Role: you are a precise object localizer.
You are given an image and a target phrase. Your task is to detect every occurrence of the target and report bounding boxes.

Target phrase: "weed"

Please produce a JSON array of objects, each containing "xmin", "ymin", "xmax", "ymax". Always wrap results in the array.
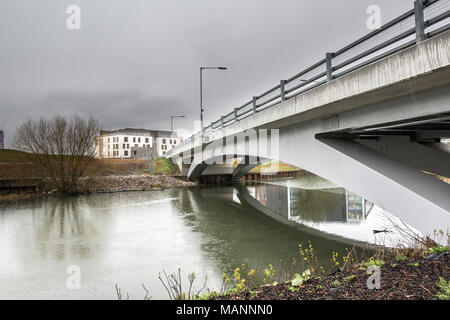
[
  {"xmin": 395, "ymin": 254, "xmax": 408, "ymax": 261},
  {"xmin": 332, "ymin": 280, "xmax": 342, "ymax": 287},
  {"xmin": 436, "ymin": 277, "xmax": 449, "ymax": 300},
  {"xmin": 291, "ymin": 269, "xmax": 311, "ymax": 287},
  {"xmin": 363, "ymin": 257, "xmax": 385, "ymax": 267},
  {"xmin": 428, "ymin": 246, "xmax": 449, "ymax": 254},
  {"xmin": 288, "ymin": 286, "xmax": 299, "ymax": 293},
  {"xmin": 343, "ymin": 275, "xmax": 356, "ymax": 282}
]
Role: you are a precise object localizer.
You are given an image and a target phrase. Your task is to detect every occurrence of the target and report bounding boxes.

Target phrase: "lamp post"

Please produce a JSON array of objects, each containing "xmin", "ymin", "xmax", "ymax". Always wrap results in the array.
[
  {"xmin": 200, "ymin": 66, "xmax": 227, "ymax": 139},
  {"xmin": 170, "ymin": 115, "xmax": 185, "ymax": 132}
]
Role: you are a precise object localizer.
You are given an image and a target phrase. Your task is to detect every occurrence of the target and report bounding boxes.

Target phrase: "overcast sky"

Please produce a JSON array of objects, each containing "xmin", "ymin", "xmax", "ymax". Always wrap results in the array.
[{"xmin": 0, "ymin": 0, "xmax": 413, "ymax": 146}]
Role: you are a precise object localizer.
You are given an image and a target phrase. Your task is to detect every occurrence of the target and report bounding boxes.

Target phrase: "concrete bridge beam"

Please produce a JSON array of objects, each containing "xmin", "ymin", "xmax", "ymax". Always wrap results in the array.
[{"xmin": 358, "ymin": 136, "xmax": 450, "ymax": 178}]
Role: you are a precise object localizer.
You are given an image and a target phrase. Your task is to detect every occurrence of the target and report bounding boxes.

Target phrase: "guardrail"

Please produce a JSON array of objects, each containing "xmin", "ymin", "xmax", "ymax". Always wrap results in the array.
[{"xmin": 168, "ymin": 0, "xmax": 450, "ymax": 157}]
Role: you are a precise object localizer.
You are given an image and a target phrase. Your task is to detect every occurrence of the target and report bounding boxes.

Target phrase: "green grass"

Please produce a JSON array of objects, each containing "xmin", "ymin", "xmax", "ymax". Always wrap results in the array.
[{"xmin": 0, "ymin": 149, "xmax": 28, "ymax": 162}]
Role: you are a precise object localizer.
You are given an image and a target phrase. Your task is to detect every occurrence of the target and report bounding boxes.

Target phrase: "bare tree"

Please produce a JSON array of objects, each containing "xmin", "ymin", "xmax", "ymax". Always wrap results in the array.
[{"xmin": 13, "ymin": 115, "xmax": 100, "ymax": 193}]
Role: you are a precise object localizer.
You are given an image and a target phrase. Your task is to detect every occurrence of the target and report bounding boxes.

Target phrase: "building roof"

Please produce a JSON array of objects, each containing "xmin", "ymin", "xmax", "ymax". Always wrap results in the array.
[{"xmin": 99, "ymin": 128, "xmax": 178, "ymax": 138}]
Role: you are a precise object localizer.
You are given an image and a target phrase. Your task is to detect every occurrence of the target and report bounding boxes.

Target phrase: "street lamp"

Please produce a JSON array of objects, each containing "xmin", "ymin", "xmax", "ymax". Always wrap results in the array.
[
  {"xmin": 200, "ymin": 66, "xmax": 227, "ymax": 138},
  {"xmin": 170, "ymin": 115, "xmax": 185, "ymax": 132}
]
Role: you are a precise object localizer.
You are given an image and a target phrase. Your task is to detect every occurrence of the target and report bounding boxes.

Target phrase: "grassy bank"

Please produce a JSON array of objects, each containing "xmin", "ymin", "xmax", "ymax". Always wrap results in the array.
[{"xmin": 0, "ymin": 149, "xmax": 29, "ymax": 162}]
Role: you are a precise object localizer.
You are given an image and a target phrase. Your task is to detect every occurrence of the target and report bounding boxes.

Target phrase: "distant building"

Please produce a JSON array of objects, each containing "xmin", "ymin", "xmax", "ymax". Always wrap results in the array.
[
  {"xmin": 94, "ymin": 128, "xmax": 182, "ymax": 159},
  {"xmin": 155, "ymin": 131, "xmax": 182, "ymax": 157},
  {"xmin": 0, "ymin": 130, "xmax": 4, "ymax": 149}
]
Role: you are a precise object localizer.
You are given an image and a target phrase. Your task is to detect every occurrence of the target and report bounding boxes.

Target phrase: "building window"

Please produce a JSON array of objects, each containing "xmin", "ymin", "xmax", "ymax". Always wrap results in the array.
[
  {"xmin": 124, "ymin": 150, "xmax": 128, "ymax": 156},
  {"xmin": 138, "ymin": 137, "xmax": 141, "ymax": 143},
  {"xmin": 123, "ymin": 144, "xmax": 126, "ymax": 149},
  {"xmin": 124, "ymin": 137, "xmax": 128, "ymax": 142},
  {"xmin": 174, "ymin": 140, "xmax": 176, "ymax": 145},
  {"xmin": 127, "ymin": 144, "xmax": 129, "ymax": 149},
  {"xmin": 133, "ymin": 137, "xmax": 136, "ymax": 143},
  {"xmin": 145, "ymin": 138, "xmax": 149, "ymax": 143}
]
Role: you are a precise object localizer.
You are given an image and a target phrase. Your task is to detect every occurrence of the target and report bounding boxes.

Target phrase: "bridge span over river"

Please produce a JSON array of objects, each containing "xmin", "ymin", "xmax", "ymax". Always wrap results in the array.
[{"xmin": 167, "ymin": 0, "xmax": 450, "ymax": 237}]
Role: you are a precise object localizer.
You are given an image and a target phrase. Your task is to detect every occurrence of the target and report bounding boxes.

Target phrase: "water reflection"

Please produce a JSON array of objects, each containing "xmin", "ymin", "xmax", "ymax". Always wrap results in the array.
[
  {"xmin": 249, "ymin": 183, "xmax": 372, "ymax": 223},
  {"xmin": 0, "ymin": 176, "xmax": 416, "ymax": 300},
  {"xmin": 30, "ymin": 196, "xmax": 112, "ymax": 260},
  {"xmin": 242, "ymin": 175, "xmax": 418, "ymax": 246}
]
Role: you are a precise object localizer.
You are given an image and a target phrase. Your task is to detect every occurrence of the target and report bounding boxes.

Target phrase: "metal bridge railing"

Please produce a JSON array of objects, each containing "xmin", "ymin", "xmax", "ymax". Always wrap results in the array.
[{"xmin": 168, "ymin": 0, "xmax": 450, "ymax": 157}]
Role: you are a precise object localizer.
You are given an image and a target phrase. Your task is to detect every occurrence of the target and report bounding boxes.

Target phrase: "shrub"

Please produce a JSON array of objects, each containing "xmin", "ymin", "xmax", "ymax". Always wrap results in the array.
[{"xmin": 153, "ymin": 157, "xmax": 177, "ymax": 175}]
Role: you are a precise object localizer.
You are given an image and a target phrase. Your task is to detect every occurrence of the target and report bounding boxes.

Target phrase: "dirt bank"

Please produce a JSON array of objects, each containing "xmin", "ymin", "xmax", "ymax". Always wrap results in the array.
[
  {"xmin": 215, "ymin": 251, "xmax": 449, "ymax": 300},
  {"xmin": 0, "ymin": 175, "xmax": 197, "ymax": 202}
]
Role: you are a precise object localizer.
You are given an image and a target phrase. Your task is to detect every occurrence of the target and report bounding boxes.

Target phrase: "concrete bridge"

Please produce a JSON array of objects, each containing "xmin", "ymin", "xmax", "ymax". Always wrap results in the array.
[{"xmin": 167, "ymin": 1, "xmax": 450, "ymax": 237}]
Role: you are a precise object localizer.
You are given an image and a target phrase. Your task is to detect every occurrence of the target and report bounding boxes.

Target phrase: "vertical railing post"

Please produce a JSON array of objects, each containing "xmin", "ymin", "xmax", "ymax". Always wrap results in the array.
[
  {"xmin": 221, "ymin": 116, "xmax": 224, "ymax": 128},
  {"xmin": 234, "ymin": 108, "xmax": 238, "ymax": 123},
  {"xmin": 252, "ymin": 97, "xmax": 258, "ymax": 114},
  {"xmin": 280, "ymin": 80, "xmax": 286, "ymax": 101},
  {"xmin": 414, "ymin": 0, "xmax": 425, "ymax": 43},
  {"xmin": 326, "ymin": 52, "xmax": 333, "ymax": 82}
]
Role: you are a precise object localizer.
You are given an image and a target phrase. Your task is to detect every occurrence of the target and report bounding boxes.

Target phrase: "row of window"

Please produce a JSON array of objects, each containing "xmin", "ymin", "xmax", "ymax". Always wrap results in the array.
[
  {"xmin": 161, "ymin": 138, "xmax": 177, "ymax": 145},
  {"xmin": 108, "ymin": 143, "xmax": 152, "ymax": 150},
  {"xmin": 107, "ymin": 136, "xmax": 150, "ymax": 144}
]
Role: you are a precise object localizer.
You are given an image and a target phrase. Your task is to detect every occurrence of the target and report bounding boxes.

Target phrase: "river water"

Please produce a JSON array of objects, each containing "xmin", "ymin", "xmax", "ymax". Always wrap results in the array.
[{"xmin": 0, "ymin": 174, "xmax": 410, "ymax": 299}]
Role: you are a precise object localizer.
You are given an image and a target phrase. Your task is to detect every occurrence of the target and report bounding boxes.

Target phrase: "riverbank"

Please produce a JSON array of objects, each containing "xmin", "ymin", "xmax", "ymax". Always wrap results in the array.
[
  {"xmin": 79, "ymin": 174, "xmax": 197, "ymax": 192},
  {"xmin": 0, "ymin": 174, "xmax": 198, "ymax": 202},
  {"xmin": 213, "ymin": 248, "xmax": 449, "ymax": 300}
]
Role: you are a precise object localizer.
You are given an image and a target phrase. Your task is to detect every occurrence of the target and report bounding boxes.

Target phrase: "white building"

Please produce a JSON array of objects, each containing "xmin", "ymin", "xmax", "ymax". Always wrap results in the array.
[
  {"xmin": 94, "ymin": 128, "xmax": 182, "ymax": 159},
  {"xmin": 155, "ymin": 133, "xmax": 182, "ymax": 157}
]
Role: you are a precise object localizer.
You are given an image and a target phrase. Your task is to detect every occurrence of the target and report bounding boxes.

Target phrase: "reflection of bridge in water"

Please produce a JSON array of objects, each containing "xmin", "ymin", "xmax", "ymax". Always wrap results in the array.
[
  {"xmin": 250, "ymin": 183, "xmax": 372, "ymax": 224},
  {"xmin": 235, "ymin": 181, "xmax": 414, "ymax": 247}
]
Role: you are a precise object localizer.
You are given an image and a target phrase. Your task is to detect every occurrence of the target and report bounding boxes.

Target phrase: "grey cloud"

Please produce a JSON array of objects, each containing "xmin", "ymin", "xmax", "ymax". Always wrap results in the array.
[{"xmin": 0, "ymin": 0, "xmax": 412, "ymax": 146}]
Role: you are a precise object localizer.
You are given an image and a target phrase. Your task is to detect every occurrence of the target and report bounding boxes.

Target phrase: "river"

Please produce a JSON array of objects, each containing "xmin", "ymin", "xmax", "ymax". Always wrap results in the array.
[{"xmin": 0, "ymin": 174, "xmax": 410, "ymax": 299}]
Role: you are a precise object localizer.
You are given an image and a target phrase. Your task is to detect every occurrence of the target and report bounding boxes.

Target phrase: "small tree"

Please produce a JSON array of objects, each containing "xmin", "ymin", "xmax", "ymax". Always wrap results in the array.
[{"xmin": 13, "ymin": 115, "xmax": 100, "ymax": 193}]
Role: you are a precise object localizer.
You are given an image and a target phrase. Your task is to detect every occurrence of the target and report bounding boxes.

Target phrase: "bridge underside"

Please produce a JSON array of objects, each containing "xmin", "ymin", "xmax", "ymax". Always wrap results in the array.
[{"xmin": 173, "ymin": 86, "xmax": 450, "ymax": 237}]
